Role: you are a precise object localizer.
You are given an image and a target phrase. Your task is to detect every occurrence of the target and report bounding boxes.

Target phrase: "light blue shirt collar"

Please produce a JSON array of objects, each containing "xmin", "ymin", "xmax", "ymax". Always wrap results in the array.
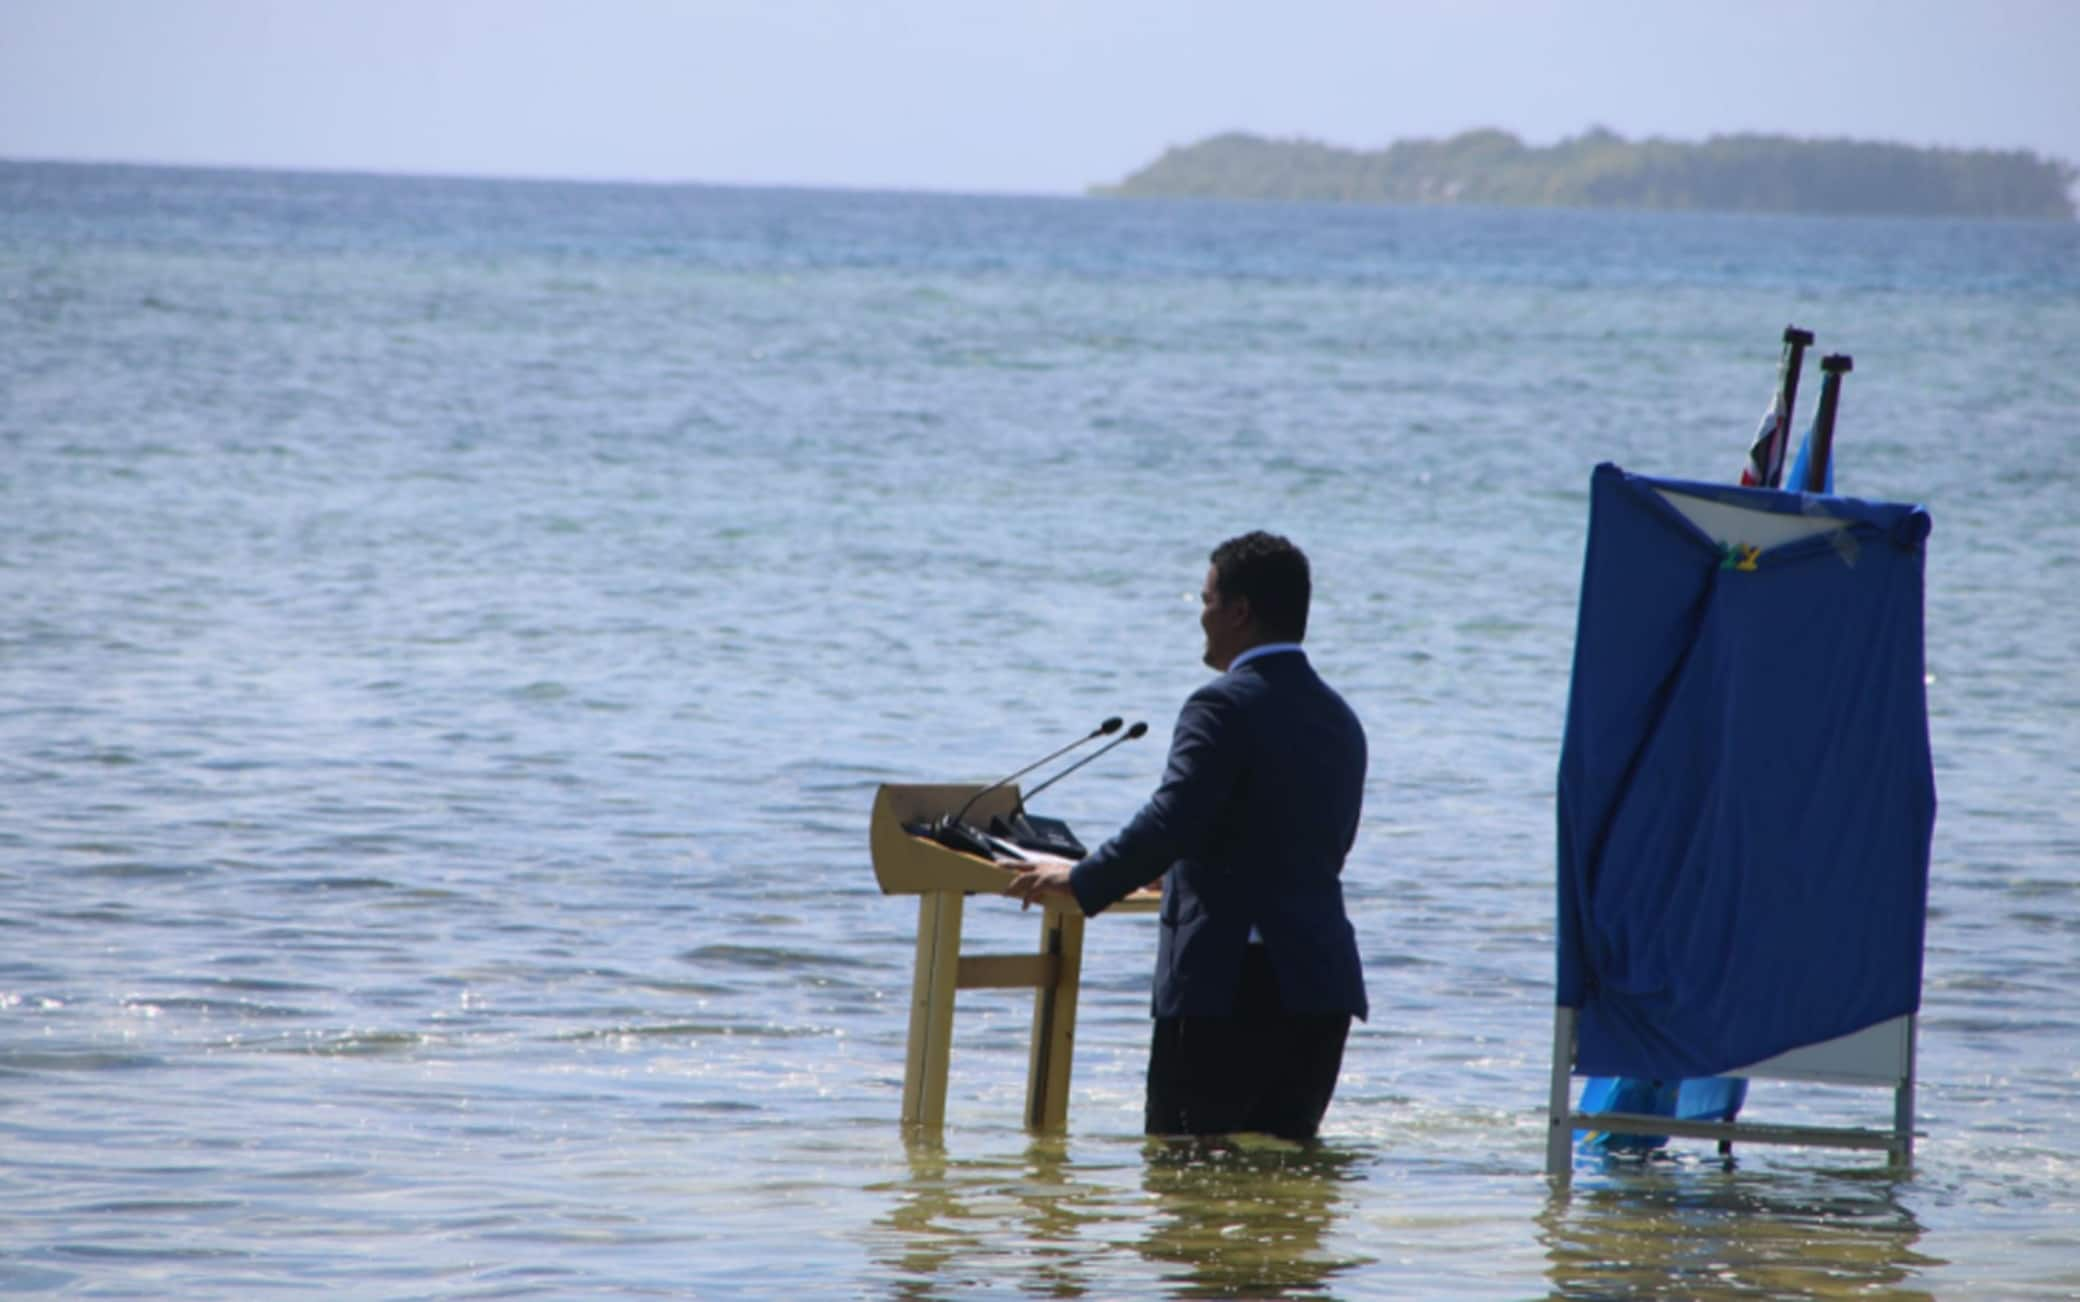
[{"xmin": 1228, "ymin": 642, "xmax": 1305, "ymax": 672}]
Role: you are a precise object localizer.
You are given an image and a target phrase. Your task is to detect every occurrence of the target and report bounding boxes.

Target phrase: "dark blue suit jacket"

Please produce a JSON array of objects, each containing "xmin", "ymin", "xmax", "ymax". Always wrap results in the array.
[{"xmin": 1069, "ymin": 649, "xmax": 1368, "ymax": 1020}]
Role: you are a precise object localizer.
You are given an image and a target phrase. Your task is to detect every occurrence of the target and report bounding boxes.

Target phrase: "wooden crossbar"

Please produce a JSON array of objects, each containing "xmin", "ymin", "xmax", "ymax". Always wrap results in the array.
[{"xmin": 956, "ymin": 953, "xmax": 1060, "ymax": 989}]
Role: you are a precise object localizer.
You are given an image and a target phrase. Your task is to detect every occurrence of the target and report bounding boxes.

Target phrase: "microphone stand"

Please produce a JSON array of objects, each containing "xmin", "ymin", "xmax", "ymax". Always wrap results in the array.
[
  {"xmin": 906, "ymin": 717, "xmax": 1123, "ymax": 860},
  {"xmin": 991, "ymin": 722, "xmax": 1150, "ymax": 858}
]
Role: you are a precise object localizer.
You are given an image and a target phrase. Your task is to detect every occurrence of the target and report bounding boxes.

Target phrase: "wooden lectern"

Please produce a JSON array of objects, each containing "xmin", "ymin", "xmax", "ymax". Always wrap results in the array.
[{"xmin": 870, "ymin": 782, "xmax": 1156, "ymax": 1131}]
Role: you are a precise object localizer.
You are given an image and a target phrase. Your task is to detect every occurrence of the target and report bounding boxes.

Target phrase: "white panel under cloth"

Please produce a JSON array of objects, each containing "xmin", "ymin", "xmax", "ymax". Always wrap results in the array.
[{"xmin": 1654, "ymin": 487, "xmax": 1852, "ymax": 551}]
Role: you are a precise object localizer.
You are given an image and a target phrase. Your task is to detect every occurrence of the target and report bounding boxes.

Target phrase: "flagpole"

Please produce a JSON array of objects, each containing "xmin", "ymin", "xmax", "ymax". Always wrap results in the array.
[
  {"xmin": 1804, "ymin": 354, "xmax": 1854, "ymax": 493},
  {"xmin": 1771, "ymin": 326, "xmax": 1816, "ymax": 488}
]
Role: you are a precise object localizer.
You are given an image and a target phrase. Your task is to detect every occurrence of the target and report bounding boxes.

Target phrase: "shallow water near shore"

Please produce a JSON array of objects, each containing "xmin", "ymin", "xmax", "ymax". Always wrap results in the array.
[{"xmin": 3, "ymin": 161, "xmax": 2077, "ymax": 1296}]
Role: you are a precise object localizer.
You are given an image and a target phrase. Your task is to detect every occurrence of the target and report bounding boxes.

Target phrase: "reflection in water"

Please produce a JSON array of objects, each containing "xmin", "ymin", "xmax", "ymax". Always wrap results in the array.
[
  {"xmin": 867, "ymin": 1134, "xmax": 1374, "ymax": 1299},
  {"xmin": 1137, "ymin": 1137, "xmax": 1375, "ymax": 1300},
  {"xmin": 1539, "ymin": 1164, "xmax": 1945, "ymax": 1300},
  {"xmin": 871, "ymin": 1135, "xmax": 1121, "ymax": 1299}
]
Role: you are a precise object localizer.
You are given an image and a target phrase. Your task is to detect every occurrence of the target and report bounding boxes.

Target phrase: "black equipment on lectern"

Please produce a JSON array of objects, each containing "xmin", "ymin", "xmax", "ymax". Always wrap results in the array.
[
  {"xmin": 990, "ymin": 721, "xmax": 1150, "ymax": 858},
  {"xmin": 904, "ymin": 717, "xmax": 1122, "ymax": 861}
]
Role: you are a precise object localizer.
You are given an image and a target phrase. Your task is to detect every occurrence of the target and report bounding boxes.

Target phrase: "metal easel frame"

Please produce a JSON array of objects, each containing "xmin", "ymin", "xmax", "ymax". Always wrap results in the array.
[{"xmin": 1545, "ymin": 1006, "xmax": 1917, "ymax": 1187}]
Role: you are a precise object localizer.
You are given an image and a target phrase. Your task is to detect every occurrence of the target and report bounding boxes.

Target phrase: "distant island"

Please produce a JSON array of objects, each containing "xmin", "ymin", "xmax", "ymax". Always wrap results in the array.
[{"xmin": 1094, "ymin": 128, "xmax": 2077, "ymax": 221}]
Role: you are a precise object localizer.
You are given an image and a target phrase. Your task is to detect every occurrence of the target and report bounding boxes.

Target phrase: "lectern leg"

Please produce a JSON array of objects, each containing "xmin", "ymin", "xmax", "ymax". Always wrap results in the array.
[
  {"xmin": 1024, "ymin": 906, "xmax": 1087, "ymax": 1132},
  {"xmin": 902, "ymin": 890, "xmax": 964, "ymax": 1129}
]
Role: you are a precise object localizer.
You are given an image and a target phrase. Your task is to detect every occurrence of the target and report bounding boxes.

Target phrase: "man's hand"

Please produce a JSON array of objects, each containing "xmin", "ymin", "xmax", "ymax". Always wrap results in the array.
[{"xmin": 1002, "ymin": 855, "xmax": 1079, "ymax": 911}]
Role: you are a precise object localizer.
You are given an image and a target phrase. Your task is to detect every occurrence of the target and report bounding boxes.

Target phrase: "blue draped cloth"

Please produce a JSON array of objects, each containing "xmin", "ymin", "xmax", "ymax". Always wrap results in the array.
[{"xmin": 1557, "ymin": 464, "xmax": 1935, "ymax": 1080}]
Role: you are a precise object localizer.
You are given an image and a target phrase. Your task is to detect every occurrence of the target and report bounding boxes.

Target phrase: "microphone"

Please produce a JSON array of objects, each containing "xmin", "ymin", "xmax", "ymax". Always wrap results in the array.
[
  {"xmin": 992, "ymin": 721, "xmax": 1150, "ymax": 858},
  {"xmin": 948, "ymin": 716, "xmax": 1120, "ymax": 827},
  {"xmin": 1014, "ymin": 721, "xmax": 1148, "ymax": 812},
  {"xmin": 904, "ymin": 717, "xmax": 1123, "ymax": 860}
]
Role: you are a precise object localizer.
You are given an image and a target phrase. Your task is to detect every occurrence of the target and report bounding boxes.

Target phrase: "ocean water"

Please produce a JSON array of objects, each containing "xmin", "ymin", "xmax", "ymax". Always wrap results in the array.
[{"xmin": 2, "ymin": 161, "xmax": 2077, "ymax": 1298}]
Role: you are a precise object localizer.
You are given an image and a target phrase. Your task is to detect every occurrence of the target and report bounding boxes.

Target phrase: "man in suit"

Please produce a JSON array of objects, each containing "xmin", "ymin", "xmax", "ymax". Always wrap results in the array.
[{"xmin": 1005, "ymin": 531, "xmax": 1368, "ymax": 1140}]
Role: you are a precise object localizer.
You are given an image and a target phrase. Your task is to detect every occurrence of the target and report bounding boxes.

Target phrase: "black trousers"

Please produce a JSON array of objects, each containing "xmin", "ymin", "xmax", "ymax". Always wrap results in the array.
[{"xmin": 1144, "ymin": 945, "xmax": 1352, "ymax": 1140}]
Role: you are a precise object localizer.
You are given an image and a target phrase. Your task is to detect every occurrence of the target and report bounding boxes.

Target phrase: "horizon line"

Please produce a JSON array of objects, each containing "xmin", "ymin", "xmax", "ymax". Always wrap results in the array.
[{"xmin": 0, "ymin": 151, "xmax": 1090, "ymax": 201}]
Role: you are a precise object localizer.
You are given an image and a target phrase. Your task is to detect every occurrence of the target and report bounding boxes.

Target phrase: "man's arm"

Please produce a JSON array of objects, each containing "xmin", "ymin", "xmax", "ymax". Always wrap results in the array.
[{"xmin": 1061, "ymin": 685, "xmax": 1245, "ymax": 916}]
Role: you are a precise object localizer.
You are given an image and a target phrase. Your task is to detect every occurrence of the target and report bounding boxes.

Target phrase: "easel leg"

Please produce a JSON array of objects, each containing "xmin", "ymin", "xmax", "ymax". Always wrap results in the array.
[
  {"xmin": 1024, "ymin": 906, "xmax": 1086, "ymax": 1132},
  {"xmin": 902, "ymin": 890, "xmax": 964, "ymax": 1129},
  {"xmin": 1892, "ymin": 1014, "xmax": 1918, "ymax": 1168},
  {"xmin": 1546, "ymin": 1006, "xmax": 1577, "ymax": 1186}
]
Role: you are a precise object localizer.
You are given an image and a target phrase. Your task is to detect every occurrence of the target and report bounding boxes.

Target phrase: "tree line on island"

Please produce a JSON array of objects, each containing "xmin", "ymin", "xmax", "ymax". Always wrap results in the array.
[{"xmin": 1094, "ymin": 128, "xmax": 2077, "ymax": 220}]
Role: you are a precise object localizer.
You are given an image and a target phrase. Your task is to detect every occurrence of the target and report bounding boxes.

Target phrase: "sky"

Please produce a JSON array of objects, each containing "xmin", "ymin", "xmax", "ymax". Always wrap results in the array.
[{"xmin": 3, "ymin": 0, "xmax": 2077, "ymax": 195}]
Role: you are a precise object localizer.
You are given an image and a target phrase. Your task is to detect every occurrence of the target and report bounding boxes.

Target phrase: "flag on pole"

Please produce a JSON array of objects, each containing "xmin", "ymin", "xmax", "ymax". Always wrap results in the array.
[
  {"xmin": 1739, "ymin": 326, "xmax": 1812, "ymax": 489},
  {"xmin": 1785, "ymin": 416, "xmax": 1835, "ymax": 495},
  {"xmin": 1739, "ymin": 390, "xmax": 1791, "ymax": 488}
]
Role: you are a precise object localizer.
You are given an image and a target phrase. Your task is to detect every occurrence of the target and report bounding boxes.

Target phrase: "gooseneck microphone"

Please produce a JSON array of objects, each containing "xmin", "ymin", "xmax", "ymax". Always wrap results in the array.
[
  {"xmin": 987, "ymin": 720, "xmax": 1150, "ymax": 859},
  {"xmin": 1012, "ymin": 721, "xmax": 1149, "ymax": 813},
  {"xmin": 946, "ymin": 716, "xmax": 1122, "ymax": 828},
  {"xmin": 904, "ymin": 717, "xmax": 1124, "ymax": 860}
]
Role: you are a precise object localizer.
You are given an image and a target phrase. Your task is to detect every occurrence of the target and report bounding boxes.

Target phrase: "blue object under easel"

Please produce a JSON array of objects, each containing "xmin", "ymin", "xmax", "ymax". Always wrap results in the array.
[{"xmin": 1575, "ymin": 1075, "xmax": 1748, "ymax": 1157}]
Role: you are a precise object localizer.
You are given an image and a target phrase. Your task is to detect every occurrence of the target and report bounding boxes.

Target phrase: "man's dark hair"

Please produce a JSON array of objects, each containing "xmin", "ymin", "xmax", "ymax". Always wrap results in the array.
[{"xmin": 1209, "ymin": 531, "xmax": 1311, "ymax": 641}]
